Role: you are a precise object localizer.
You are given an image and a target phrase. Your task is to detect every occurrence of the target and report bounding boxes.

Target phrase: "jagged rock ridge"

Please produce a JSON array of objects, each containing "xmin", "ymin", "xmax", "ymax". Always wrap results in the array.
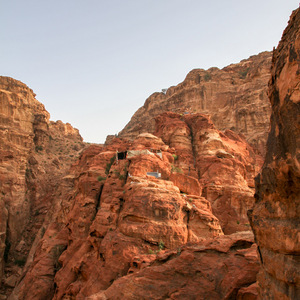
[{"xmin": 118, "ymin": 51, "xmax": 272, "ymax": 155}]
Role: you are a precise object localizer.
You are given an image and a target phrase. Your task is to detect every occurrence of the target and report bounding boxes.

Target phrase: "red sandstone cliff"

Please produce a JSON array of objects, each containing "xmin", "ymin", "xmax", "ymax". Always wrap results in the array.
[
  {"xmin": 0, "ymin": 32, "xmax": 288, "ymax": 300},
  {"xmin": 249, "ymin": 8, "xmax": 300, "ymax": 299},
  {"xmin": 154, "ymin": 112, "xmax": 263, "ymax": 234},
  {"xmin": 6, "ymin": 110, "xmax": 262, "ymax": 299},
  {"xmin": 118, "ymin": 51, "xmax": 272, "ymax": 155},
  {"xmin": 0, "ymin": 77, "xmax": 85, "ymax": 296}
]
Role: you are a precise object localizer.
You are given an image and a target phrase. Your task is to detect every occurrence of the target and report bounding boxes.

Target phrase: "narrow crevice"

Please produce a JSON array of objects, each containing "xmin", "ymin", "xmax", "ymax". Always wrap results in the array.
[
  {"xmin": 99, "ymin": 252, "xmax": 105, "ymax": 261},
  {"xmin": 257, "ymin": 245, "xmax": 264, "ymax": 264},
  {"xmin": 142, "ymin": 238, "xmax": 158, "ymax": 246},
  {"xmin": 96, "ymin": 184, "xmax": 104, "ymax": 209},
  {"xmin": 186, "ymin": 122, "xmax": 198, "ymax": 175},
  {"xmin": 3, "ymin": 236, "xmax": 11, "ymax": 263},
  {"xmin": 91, "ymin": 184, "xmax": 104, "ymax": 221},
  {"xmin": 186, "ymin": 210, "xmax": 190, "ymax": 228},
  {"xmin": 123, "ymin": 160, "xmax": 130, "ymax": 183},
  {"xmin": 185, "ymin": 209, "xmax": 191, "ymax": 241},
  {"xmin": 119, "ymin": 198, "xmax": 124, "ymax": 212}
]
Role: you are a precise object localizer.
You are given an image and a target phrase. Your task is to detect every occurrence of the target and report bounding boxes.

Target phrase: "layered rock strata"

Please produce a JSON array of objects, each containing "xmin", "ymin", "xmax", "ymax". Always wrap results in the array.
[
  {"xmin": 10, "ymin": 110, "xmax": 263, "ymax": 299},
  {"xmin": 119, "ymin": 51, "xmax": 272, "ymax": 155},
  {"xmin": 0, "ymin": 77, "xmax": 85, "ymax": 295},
  {"xmin": 88, "ymin": 231, "xmax": 259, "ymax": 300},
  {"xmin": 10, "ymin": 135, "xmax": 224, "ymax": 299},
  {"xmin": 249, "ymin": 8, "xmax": 300, "ymax": 299},
  {"xmin": 155, "ymin": 112, "xmax": 263, "ymax": 234}
]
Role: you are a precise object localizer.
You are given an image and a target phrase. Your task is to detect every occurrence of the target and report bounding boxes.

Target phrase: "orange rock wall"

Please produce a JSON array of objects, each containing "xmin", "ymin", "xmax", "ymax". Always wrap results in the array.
[
  {"xmin": 0, "ymin": 49, "xmax": 274, "ymax": 298},
  {"xmin": 119, "ymin": 52, "xmax": 272, "ymax": 155},
  {"xmin": 0, "ymin": 77, "xmax": 85, "ymax": 294},
  {"xmin": 250, "ymin": 8, "xmax": 300, "ymax": 299},
  {"xmin": 155, "ymin": 112, "xmax": 263, "ymax": 234}
]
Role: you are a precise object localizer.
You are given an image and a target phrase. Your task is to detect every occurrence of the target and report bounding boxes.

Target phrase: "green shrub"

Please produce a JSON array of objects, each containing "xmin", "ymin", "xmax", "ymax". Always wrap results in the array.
[
  {"xmin": 105, "ymin": 155, "xmax": 116, "ymax": 175},
  {"xmin": 172, "ymin": 154, "xmax": 178, "ymax": 161},
  {"xmin": 41, "ymin": 226, "xmax": 46, "ymax": 237},
  {"xmin": 204, "ymin": 73, "xmax": 211, "ymax": 81},
  {"xmin": 171, "ymin": 164, "xmax": 182, "ymax": 174},
  {"xmin": 119, "ymin": 174, "xmax": 126, "ymax": 180},
  {"xmin": 239, "ymin": 68, "xmax": 249, "ymax": 79},
  {"xmin": 97, "ymin": 176, "xmax": 106, "ymax": 182},
  {"xmin": 158, "ymin": 240, "xmax": 165, "ymax": 250},
  {"xmin": 113, "ymin": 170, "xmax": 120, "ymax": 176}
]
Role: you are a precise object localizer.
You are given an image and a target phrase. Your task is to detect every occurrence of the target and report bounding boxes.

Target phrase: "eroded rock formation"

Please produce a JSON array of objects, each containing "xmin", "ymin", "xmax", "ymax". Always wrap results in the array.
[
  {"xmin": 1, "ymin": 40, "xmax": 287, "ymax": 298},
  {"xmin": 249, "ymin": 8, "xmax": 300, "ymax": 299},
  {"xmin": 118, "ymin": 52, "xmax": 272, "ymax": 155},
  {"xmin": 155, "ymin": 112, "xmax": 263, "ymax": 234},
  {"xmin": 88, "ymin": 232, "xmax": 259, "ymax": 300},
  {"xmin": 7, "ymin": 107, "xmax": 263, "ymax": 299},
  {"xmin": 0, "ymin": 77, "xmax": 85, "ymax": 295},
  {"xmin": 10, "ymin": 134, "xmax": 224, "ymax": 299}
]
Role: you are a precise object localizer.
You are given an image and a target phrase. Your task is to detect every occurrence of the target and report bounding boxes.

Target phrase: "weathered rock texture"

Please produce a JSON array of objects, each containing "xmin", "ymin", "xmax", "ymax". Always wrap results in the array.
[
  {"xmin": 10, "ymin": 135, "xmax": 226, "ymax": 299},
  {"xmin": 155, "ymin": 112, "xmax": 263, "ymax": 234},
  {"xmin": 0, "ymin": 50, "xmax": 274, "ymax": 299},
  {"xmin": 0, "ymin": 77, "xmax": 85, "ymax": 295},
  {"xmin": 118, "ymin": 51, "xmax": 272, "ymax": 155},
  {"xmin": 249, "ymin": 8, "xmax": 300, "ymax": 300},
  {"xmin": 8, "ymin": 109, "xmax": 263, "ymax": 299},
  {"xmin": 88, "ymin": 231, "xmax": 259, "ymax": 300}
]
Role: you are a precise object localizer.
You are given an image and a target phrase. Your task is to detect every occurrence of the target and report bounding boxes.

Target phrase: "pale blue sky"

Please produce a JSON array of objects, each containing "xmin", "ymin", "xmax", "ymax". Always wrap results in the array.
[{"xmin": 1, "ymin": 0, "xmax": 298, "ymax": 143}]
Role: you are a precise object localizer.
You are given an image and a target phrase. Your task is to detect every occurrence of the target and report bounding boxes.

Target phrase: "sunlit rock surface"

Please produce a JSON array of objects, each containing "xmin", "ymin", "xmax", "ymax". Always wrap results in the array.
[{"xmin": 119, "ymin": 52, "xmax": 272, "ymax": 156}]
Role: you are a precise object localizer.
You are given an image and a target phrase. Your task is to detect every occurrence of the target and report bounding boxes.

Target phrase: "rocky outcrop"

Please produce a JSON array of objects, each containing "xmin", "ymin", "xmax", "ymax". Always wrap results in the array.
[
  {"xmin": 0, "ymin": 77, "xmax": 85, "ymax": 295},
  {"xmin": 8, "ymin": 107, "xmax": 264, "ymax": 299},
  {"xmin": 249, "ymin": 8, "xmax": 300, "ymax": 300},
  {"xmin": 118, "ymin": 52, "xmax": 272, "ymax": 155},
  {"xmin": 88, "ymin": 231, "xmax": 259, "ymax": 300},
  {"xmin": 155, "ymin": 112, "xmax": 263, "ymax": 234},
  {"xmin": 9, "ymin": 135, "xmax": 225, "ymax": 299}
]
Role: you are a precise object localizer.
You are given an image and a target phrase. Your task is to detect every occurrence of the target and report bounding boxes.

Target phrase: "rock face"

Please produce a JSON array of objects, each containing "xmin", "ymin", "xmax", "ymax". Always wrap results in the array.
[
  {"xmin": 88, "ymin": 232, "xmax": 259, "ymax": 300},
  {"xmin": 10, "ymin": 135, "xmax": 225, "ymax": 299},
  {"xmin": 118, "ymin": 51, "xmax": 272, "ymax": 155},
  {"xmin": 0, "ymin": 77, "xmax": 85, "ymax": 295},
  {"xmin": 8, "ymin": 107, "xmax": 263, "ymax": 299},
  {"xmin": 155, "ymin": 112, "xmax": 263, "ymax": 234},
  {"xmin": 249, "ymin": 8, "xmax": 300, "ymax": 300}
]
